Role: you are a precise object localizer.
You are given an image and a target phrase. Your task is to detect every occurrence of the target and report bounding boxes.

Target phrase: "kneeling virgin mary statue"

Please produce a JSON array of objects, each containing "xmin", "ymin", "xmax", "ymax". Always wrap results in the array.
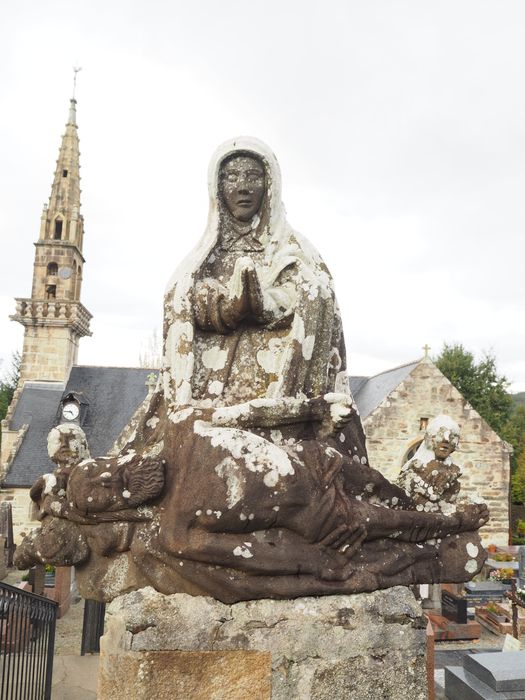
[{"xmin": 16, "ymin": 138, "xmax": 488, "ymax": 603}]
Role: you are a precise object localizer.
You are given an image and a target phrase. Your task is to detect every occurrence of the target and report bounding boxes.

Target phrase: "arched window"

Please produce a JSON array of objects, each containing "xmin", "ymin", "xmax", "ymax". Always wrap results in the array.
[
  {"xmin": 47, "ymin": 262, "xmax": 58, "ymax": 276},
  {"xmin": 54, "ymin": 219, "xmax": 63, "ymax": 240},
  {"xmin": 402, "ymin": 440, "xmax": 422, "ymax": 465}
]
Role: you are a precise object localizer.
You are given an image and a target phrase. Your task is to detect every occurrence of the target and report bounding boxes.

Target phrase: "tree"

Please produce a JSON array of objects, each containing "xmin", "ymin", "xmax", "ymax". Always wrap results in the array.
[
  {"xmin": 511, "ymin": 433, "xmax": 525, "ymax": 504},
  {"xmin": 434, "ymin": 343, "xmax": 513, "ymax": 436},
  {"xmin": 0, "ymin": 351, "xmax": 21, "ymax": 450},
  {"xmin": 0, "ymin": 351, "xmax": 21, "ymax": 421}
]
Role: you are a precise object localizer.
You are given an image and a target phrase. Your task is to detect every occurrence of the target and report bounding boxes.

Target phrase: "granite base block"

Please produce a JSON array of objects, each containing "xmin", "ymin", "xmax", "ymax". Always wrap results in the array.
[{"xmin": 98, "ymin": 585, "xmax": 428, "ymax": 700}]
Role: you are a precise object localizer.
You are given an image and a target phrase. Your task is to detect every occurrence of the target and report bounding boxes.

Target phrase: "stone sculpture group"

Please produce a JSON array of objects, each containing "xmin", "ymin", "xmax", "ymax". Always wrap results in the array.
[{"xmin": 15, "ymin": 138, "xmax": 489, "ymax": 603}]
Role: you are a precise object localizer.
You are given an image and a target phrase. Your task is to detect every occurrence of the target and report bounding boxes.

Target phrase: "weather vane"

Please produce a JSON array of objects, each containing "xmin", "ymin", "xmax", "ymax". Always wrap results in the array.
[{"xmin": 72, "ymin": 66, "xmax": 82, "ymax": 99}]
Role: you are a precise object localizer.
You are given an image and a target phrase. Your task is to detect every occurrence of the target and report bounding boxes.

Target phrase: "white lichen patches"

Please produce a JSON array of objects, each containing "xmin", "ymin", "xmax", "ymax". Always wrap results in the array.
[
  {"xmin": 208, "ymin": 380, "xmax": 224, "ymax": 395},
  {"xmin": 466, "ymin": 542, "xmax": 479, "ymax": 558},
  {"xmin": 239, "ymin": 513, "xmax": 247, "ymax": 521},
  {"xmin": 100, "ymin": 555, "xmax": 130, "ymax": 599},
  {"xmin": 302, "ymin": 335, "xmax": 315, "ymax": 360},
  {"xmin": 122, "ymin": 490, "xmax": 131, "ymax": 499},
  {"xmin": 146, "ymin": 416, "xmax": 160, "ymax": 429},
  {"xmin": 465, "ymin": 559, "xmax": 478, "ymax": 574},
  {"xmin": 195, "ymin": 510, "xmax": 202, "ymax": 516},
  {"xmin": 195, "ymin": 420, "xmax": 294, "ymax": 488},
  {"xmin": 117, "ymin": 450, "xmax": 136, "ymax": 466},
  {"xmin": 42, "ymin": 473, "xmax": 57, "ymax": 495},
  {"xmin": 169, "ymin": 407, "xmax": 194, "ymax": 424},
  {"xmin": 233, "ymin": 544, "xmax": 253, "ymax": 558},
  {"xmin": 215, "ymin": 457, "xmax": 245, "ymax": 508},
  {"xmin": 201, "ymin": 346, "xmax": 228, "ymax": 371},
  {"xmin": 270, "ymin": 430, "xmax": 283, "ymax": 444},
  {"xmin": 272, "ymin": 505, "xmax": 280, "ymax": 512},
  {"xmin": 256, "ymin": 337, "xmax": 285, "ymax": 373}
]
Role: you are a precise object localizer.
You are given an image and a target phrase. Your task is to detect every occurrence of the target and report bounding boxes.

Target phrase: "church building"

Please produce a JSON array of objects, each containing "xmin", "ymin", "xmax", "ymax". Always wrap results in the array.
[{"xmin": 0, "ymin": 99, "xmax": 511, "ymax": 547}]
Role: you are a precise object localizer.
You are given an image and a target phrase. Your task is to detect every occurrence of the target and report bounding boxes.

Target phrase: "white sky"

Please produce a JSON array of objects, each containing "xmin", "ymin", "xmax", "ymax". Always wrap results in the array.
[{"xmin": 1, "ymin": 1, "xmax": 524, "ymax": 391}]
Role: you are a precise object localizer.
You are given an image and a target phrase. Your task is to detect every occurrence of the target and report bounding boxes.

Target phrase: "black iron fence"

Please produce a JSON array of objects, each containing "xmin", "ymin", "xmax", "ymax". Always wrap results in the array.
[
  {"xmin": 80, "ymin": 599, "xmax": 105, "ymax": 655},
  {"xmin": 0, "ymin": 582, "xmax": 58, "ymax": 700}
]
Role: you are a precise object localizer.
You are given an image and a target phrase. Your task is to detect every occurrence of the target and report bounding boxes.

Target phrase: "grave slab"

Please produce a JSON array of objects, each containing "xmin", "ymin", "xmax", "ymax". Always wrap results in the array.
[
  {"xmin": 464, "ymin": 652, "xmax": 525, "ymax": 692},
  {"xmin": 444, "ymin": 666, "xmax": 525, "ymax": 700}
]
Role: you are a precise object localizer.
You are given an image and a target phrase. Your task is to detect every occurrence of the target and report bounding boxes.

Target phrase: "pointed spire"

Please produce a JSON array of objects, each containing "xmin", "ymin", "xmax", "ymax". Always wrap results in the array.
[
  {"xmin": 67, "ymin": 97, "xmax": 77, "ymax": 126},
  {"xmin": 46, "ymin": 96, "xmax": 82, "ymax": 234}
]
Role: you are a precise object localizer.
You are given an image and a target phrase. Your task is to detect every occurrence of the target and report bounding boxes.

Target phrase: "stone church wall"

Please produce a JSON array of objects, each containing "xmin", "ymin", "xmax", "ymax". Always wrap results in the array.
[
  {"xmin": 0, "ymin": 488, "xmax": 37, "ymax": 543},
  {"xmin": 363, "ymin": 359, "xmax": 511, "ymax": 546}
]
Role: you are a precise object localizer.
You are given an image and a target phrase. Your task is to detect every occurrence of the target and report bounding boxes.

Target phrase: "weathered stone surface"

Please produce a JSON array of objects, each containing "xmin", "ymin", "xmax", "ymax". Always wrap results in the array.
[
  {"xmin": 16, "ymin": 137, "xmax": 489, "ymax": 604},
  {"xmin": 100, "ymin": 586, "xmax": 428, "ymax": 699},
  {"xmin": 98, "ymin": 650, "xmax": 271, "ymax": 700}
]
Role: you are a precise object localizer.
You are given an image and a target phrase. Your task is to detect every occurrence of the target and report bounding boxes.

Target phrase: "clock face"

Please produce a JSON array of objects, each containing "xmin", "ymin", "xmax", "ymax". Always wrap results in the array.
[
  {"xmin": 59, "ymin": 266, "xmax": 72, "ymax": 280},
  {"xmin": 62, "ymin": 402, "xmax": 80, "ymax": 420}
]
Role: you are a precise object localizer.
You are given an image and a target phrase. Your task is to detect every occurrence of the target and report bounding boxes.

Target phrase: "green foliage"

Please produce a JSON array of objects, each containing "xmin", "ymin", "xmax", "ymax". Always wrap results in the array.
[
  {"xmin": 434, "ymin": 343, "xmax": 513, "ymax": 436},
  {"xmin": 512, "ymin": 392, "xmax": 525, "ymax": 408},
  {"xmin": 0, "ymin": 351, "xmax": 21, "ymax": 441},
  {"xmin": 511, "ymin": 444, "xmax": 525, "ymax": 504}
]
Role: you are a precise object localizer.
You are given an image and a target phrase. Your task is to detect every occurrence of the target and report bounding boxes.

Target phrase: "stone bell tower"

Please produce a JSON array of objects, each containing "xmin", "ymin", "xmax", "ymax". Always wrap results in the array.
[{"xmin": 11, "ymin": 97, "xmax": 92, "ymax": 385}]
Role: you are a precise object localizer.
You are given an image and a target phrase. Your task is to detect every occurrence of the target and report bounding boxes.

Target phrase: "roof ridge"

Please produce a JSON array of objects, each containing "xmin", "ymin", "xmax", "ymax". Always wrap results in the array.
[
  {"xmin": 72, "ymin": 365, "xmax": 159, "ymax": 370},
  {"xmin": 366, "ymin": 357, "xmax": 423, "ymax": 381}
]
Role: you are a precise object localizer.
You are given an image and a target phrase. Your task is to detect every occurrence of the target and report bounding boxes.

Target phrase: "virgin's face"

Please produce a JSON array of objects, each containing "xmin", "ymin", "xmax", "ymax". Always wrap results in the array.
[{"xmin": 219, "ymin": 154, "xmax": 265, "ymax": 222}]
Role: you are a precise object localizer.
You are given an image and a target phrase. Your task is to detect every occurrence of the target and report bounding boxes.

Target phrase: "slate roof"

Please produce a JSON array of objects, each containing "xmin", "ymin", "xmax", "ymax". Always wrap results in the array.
[
  {"xmin": 4, "ymin": 366, "xmax": 156, "ymax": 487},
  {"xmin": 4, "ymin": 360, "xmax": 421, "ymax": 487},
  {"xmin": 350, "ymin": 360, "xmax": 420, "ymax": 419},
  {"xmin": 7, "ymin": 382, "xmax": 66, "ymax": 486}
]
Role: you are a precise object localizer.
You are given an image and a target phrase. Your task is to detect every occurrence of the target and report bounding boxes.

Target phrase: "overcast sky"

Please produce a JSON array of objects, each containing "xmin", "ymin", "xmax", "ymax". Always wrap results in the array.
[{"xmin": 1, "ymin": 1, "xmax": 524, "ymax": 391}]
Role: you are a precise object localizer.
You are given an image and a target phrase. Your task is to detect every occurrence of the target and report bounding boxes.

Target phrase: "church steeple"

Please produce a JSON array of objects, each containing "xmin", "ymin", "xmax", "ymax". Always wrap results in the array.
[
  {"xmin": 44, "ymin": 98, "xmax": 82, "ymax": 244},
  {"xmin": 11, "ymin": 95, "xmax": 92, "ymax": 384}
]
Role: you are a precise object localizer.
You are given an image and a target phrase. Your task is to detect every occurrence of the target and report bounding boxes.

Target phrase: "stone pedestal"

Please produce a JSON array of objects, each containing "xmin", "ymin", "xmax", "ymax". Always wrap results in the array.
[{"xmin": 98, "ymin": 586, "xmax": 428, "ymax": 700}]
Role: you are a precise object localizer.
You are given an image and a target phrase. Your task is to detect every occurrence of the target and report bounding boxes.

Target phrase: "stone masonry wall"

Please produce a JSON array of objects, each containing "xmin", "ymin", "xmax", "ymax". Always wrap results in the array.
[
  {"xmin": 363, "ymin": 358, "xmax": 511, "ymax": 546},
  {"xmin": 20, "ymin": 325, "xmax": 78, "ymax": 384},
  {"xmin": 0, "ymin": 488, "xmax": 38, "ymax": 543}
]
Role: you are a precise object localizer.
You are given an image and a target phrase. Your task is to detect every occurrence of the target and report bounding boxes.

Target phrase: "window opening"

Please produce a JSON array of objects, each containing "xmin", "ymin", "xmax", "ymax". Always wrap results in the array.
[
  {"xmin": 62, "ymin": 169, "xmax": 68, "ymax": 177},
  {"xmin": 403, "ymin": 440, "xmax": 422, "ymax": 465},
  {"xmin": 54, "ymin": 219, "xmax": 63, "ymax": 239},
  {"xmin": 46, "ymin": 285, "xmax": 57, "ymax": 300},
  {"xmin": 47, "ymin": 262, "xmax": 58, "ymax": 276}
]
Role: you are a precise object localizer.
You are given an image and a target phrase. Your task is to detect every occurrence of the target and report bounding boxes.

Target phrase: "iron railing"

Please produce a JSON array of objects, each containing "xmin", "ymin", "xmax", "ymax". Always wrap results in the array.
[
  {"xmin": 80, "ymin": 600, "xmax": 105, "ymax": 655},
  {"xmin": 0, "ymin": 582, "xmax": 58, "ymax": 700}
]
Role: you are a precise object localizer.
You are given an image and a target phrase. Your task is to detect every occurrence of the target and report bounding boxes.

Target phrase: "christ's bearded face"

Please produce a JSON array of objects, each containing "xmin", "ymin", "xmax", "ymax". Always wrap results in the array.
[{"xmin": 219, "ymin": 154, "xmax": 265, "ymax": 222}]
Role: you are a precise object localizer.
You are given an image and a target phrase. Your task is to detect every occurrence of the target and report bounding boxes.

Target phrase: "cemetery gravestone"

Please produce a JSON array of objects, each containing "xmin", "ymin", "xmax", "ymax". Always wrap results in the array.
[{"xmin": 441, "ymin": 590, "xmax": 468, "ymax": 624}]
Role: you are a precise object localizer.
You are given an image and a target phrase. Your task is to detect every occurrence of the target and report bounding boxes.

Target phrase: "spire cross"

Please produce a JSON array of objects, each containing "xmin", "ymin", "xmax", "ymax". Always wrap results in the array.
[
  {"xmin": 423, "ymin": 343, "xmax": 431, "ymax": 358},
  {"xmin": 72, "ymin": 66, "xmax": 82, "ymax": 99}
]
